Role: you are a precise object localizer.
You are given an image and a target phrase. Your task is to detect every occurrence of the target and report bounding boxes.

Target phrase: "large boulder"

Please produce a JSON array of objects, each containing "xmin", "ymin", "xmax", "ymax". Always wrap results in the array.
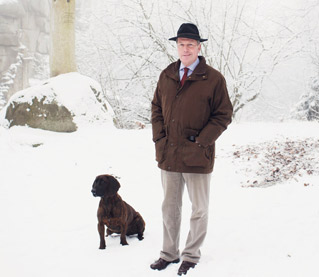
[
  {"xmin": 0, "ymin": 72, "xmax": 114, "ymax": 132},
  {"xmin": 5, "ymin": 96, "xmax": 77, "ymax": 132}
]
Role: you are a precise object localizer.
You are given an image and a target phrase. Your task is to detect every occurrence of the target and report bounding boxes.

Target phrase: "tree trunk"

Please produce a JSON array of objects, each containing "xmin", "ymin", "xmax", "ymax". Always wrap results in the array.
[{"xmin": 50, "ymin": 0, "xmax": 76, "ymax": 77}]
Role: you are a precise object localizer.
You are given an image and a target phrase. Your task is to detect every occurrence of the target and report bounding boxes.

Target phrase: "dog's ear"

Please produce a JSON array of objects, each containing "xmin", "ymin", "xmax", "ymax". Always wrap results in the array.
[{"xmin": 103, "ymin": 175, "xmax": 121, "ymax": 196}]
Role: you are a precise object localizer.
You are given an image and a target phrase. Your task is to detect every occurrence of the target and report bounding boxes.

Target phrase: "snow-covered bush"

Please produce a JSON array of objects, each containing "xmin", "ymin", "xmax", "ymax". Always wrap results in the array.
[{"xmin": 291, "ymin": 77, "xmax": 319, "ymax": 121}]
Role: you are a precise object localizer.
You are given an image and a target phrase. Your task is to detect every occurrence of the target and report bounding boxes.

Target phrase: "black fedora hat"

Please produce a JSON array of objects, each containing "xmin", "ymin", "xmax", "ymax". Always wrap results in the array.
[{"xmin": 169, "ymin": 23, "xmax": 208, "ymax": 42}]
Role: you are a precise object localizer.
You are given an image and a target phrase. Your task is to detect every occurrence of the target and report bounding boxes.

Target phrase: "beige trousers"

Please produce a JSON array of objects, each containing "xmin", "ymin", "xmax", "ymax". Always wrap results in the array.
[{"xmin": 160, "ymin": 170, "xmax": 211, "ymax": 264}]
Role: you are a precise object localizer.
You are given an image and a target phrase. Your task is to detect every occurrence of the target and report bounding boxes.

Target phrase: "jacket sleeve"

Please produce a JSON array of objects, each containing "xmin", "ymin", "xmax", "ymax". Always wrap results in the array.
[
  {"xmin": 151, "ymin": 82, "xmax": 166, "ymax": 143},
  {"xmin": 197, "ymin": 76, "xmax": 233, "ymax": 147}
]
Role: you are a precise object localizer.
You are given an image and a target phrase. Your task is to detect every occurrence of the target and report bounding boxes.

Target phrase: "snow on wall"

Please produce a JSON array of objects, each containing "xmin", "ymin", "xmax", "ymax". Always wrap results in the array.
[{"xmin": 0, "ymin": 0, "xmax": 50, "ymax": 108}]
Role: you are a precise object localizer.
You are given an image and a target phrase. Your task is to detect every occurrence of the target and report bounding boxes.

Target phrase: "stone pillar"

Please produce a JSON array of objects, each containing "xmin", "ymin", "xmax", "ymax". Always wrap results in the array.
[{"xmin": 50, "ymin": 0, "xmax": 77, "ymax": 77}]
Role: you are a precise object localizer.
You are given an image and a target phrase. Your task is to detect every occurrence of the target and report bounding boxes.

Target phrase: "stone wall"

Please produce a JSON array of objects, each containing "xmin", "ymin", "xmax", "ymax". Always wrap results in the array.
[{"xmin": 0, "ymin": 0, "xmax": 50, "ymax": 108}]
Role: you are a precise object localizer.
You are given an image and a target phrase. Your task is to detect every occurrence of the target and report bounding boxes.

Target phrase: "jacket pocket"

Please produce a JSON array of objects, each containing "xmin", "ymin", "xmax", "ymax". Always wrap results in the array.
[
  {"xmin": 182, "ymin": 141, "xmax": 211, "ymax": 167},
  {"xmin": 184, "ymin": 128, "xmax": 199, "ymax": 138},
  {"xmin": 155, "ymin": 137, "xmax": 167, "ymax": 162}
]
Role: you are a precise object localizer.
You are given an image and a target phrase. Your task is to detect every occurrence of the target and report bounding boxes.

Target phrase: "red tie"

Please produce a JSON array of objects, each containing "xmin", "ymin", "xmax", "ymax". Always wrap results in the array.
[{"xmin": 181, "ymin": 67, "xmax": 189, "ymax": 86}]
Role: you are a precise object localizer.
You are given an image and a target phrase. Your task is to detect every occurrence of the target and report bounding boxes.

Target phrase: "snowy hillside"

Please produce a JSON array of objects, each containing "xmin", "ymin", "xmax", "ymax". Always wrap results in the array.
[{"xmin": 0, "ymin": 121, "xmax": 319, "ymax": 277}]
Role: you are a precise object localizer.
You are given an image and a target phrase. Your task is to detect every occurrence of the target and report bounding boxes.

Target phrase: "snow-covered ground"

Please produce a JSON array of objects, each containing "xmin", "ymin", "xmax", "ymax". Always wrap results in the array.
[{"xmin": 0, "ymin": 121, "xmax": 319, "ymax": 277}]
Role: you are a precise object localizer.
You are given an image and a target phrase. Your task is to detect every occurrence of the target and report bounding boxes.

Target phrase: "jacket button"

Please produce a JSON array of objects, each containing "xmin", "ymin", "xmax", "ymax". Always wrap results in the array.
[
  {"xmin": 167, "ymin": 166, "xmax": 171, "ymax": 170},
  {"xmin": 172, "ymin": 119, "xmax": 175, "ymax": 122},
  {"xmin": 170, "ymin": 143, "xmax": 174, "ymax": 146}
]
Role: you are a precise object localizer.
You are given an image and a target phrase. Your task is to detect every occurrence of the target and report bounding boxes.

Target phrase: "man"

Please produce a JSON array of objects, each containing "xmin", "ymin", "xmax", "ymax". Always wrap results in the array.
[{"xmin": 150, "ymin": 23, "xmax": 233, "ymax": 275}]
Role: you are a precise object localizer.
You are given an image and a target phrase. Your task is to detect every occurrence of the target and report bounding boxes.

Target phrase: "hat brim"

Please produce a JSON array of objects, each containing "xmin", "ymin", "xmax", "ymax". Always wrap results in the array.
[{"xmin": 169, "ymin": 33, "xmax": 208, "ymax": 42}]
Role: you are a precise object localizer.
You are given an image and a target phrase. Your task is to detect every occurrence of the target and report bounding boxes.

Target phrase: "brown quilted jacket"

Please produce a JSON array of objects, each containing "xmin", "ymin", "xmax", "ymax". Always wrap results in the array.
[{"xmin": 151, "ymin": 56, "xmax": 233, "ymax": 174}]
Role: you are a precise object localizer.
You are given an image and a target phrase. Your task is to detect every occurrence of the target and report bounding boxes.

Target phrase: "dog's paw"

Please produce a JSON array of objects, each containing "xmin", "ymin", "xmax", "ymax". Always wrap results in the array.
[
  {"xmin": 120, "ymin": 241, "xmax": 129, "ymax": 246},
  {"xmin": 99, "ymin": 244, "xmax": 106, "ymax": 249}
]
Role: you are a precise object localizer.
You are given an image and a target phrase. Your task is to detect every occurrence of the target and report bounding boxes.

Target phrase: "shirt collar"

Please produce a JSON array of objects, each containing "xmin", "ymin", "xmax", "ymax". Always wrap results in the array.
[{"xmin": 179, "ymin": 57, "xmax": 200, "ymax": 73}]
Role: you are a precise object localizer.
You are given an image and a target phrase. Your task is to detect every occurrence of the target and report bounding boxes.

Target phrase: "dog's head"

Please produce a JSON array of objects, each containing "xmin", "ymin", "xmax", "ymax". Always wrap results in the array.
[{"xmin": 91, "ymin": 174, "xmax": 121, "ymax": 198}]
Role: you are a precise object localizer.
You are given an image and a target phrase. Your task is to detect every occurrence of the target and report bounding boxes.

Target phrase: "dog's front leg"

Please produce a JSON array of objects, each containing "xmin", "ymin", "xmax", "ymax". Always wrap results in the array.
[
  {"xmin": 98, "ymin": 222, "xmax": 106, "ymax": 249},
  {"xmin": 120, "ymin": 223, "xmax": 129, "ymax": 246}
]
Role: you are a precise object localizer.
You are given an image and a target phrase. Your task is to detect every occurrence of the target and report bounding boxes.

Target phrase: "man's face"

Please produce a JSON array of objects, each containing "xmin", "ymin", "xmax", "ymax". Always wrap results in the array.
[{"xmin": 177, "ymin": 38, "xmax": 201, "ymax": 67}]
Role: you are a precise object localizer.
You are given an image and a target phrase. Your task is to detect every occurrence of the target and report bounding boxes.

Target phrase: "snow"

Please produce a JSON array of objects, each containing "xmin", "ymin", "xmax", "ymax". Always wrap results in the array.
[
  {"xmin": 0, "ymin": 0, "xmax": 18, "ymax": 5},
  {"xmin": 0, "ymin": 120, "xmax": 318, "ymax": 277}
]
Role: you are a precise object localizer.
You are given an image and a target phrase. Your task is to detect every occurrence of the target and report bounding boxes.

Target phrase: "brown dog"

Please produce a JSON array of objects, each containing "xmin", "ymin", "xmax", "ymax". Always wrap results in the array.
[{"xmin": 91, "ymin": 174, "xmax": 145, "ymax": 249}]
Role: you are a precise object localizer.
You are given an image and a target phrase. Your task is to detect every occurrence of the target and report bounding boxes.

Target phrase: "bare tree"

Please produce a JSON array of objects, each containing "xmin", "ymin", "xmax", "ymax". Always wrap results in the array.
[
  {"xmin": 50, "ymin": 0, "xmax": 77, "ymax": 77},
  {"xmin": 158, "ymin": 0, "xmax": 305, "ymax": 116},
  {"xmin": 76, "ymin": 0, "xmax": 306, "ymax": 127}
]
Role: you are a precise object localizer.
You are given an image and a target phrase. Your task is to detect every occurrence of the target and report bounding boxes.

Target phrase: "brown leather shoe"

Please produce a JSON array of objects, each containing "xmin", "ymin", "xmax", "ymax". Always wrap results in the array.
[
  {"xmin": 150, "ymin": 258, "xmax": 180, "ymax": 270},
  {"xmin": 177, "ymin": 261, "xmax": 197, "ymax": 275}
]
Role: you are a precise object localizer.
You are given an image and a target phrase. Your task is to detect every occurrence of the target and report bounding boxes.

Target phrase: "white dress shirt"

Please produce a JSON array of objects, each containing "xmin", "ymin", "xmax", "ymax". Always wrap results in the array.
[{"xmin": 179, "ymin": 58, "xmax": 200, "ymax": 80}]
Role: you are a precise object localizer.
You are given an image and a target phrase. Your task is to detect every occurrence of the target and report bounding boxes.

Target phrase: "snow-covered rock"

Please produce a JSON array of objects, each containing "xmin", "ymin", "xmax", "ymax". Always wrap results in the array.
[{"xmin": 0, "ymin": 72, "xmax": 114, "ymax": 132}]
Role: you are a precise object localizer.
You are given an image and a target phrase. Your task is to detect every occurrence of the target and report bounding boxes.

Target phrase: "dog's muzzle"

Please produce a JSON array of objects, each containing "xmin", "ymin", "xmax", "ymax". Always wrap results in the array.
[{"xmin": 91, "ymin": 189, "xmax": 97, "ymax": 197}]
